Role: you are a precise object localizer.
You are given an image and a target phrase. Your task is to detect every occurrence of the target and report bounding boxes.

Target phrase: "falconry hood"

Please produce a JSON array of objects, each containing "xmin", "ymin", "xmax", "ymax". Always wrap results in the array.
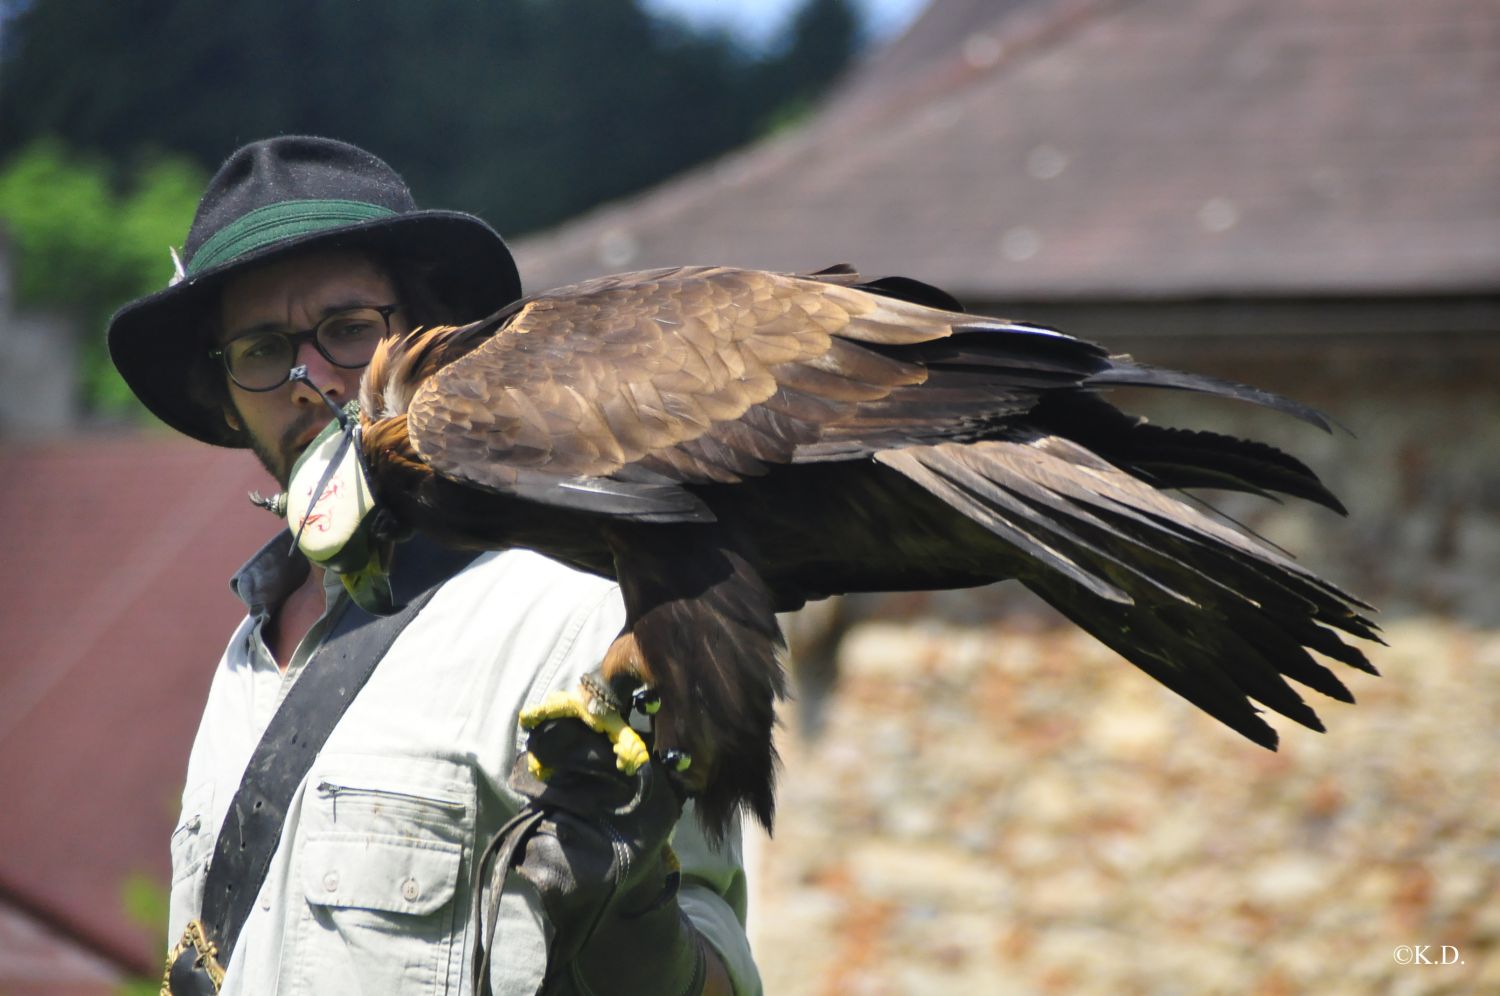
[{"xmin": 285, "ymin": 401, "xmax": 394, "ymax": 614}]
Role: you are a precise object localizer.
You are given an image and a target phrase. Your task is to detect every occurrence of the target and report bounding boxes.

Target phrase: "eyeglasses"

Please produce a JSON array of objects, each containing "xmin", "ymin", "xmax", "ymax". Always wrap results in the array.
[{"xmin": 211, "ymin": 304, "xmax": 398, "ymax": 392}]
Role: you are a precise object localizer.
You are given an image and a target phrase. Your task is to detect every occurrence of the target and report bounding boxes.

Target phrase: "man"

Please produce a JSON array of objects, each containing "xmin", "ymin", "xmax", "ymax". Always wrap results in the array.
[{"xmin": 108, "ymin": 136, "xmax": 758, "ymax": 995}]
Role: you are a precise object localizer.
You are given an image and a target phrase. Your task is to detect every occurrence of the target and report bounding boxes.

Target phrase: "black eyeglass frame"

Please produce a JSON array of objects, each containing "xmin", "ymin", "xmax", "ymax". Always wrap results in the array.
[{"xmin": 209, "ymin": 304, "xmax": 400, "ymax": 392}]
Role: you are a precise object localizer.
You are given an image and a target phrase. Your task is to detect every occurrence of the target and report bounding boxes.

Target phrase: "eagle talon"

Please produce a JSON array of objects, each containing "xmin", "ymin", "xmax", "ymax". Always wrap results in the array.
[
  {"xmin": 519, "ymin": 684, "xmax": 651, "ymax": 775},
  {"xmin": 631, "ymin": 685, "xmax": 662, "ymax": 716},
  {"xmin": 526, "ymin": 752, "xmax": 555, "ymax": 782},
  {"xmin": 658, "ymin": 749, "xmax": 692, "ymax": 773}
]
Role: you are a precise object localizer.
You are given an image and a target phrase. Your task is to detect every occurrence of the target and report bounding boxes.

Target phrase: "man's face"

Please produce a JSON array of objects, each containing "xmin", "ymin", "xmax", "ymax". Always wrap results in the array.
[{"xmin": 218, "ymin": 249, "xmax": 408, "ymax": 486}]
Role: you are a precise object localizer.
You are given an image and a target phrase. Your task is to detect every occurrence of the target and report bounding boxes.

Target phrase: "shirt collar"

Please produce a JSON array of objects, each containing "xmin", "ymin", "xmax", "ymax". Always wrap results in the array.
[{"xmin": 229, "ymin": 529, "xmax": 312, "ymax": 619}]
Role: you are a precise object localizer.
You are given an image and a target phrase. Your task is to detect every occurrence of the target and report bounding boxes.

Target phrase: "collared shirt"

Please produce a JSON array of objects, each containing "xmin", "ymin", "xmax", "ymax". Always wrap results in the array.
[{"xmin": 168, "ymin": 535, "xmax": 760, "ymax": 994}]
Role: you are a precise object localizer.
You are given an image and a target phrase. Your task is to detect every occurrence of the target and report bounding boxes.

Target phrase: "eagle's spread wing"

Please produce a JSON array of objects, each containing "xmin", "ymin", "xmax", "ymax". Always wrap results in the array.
[
  {"xmin": 334, "ymin": 263, "xmax": 1379, "ymax": 838},
  {"xmin": 405, "ymin": 265, "xmax": 1088, "ymax": 517}
]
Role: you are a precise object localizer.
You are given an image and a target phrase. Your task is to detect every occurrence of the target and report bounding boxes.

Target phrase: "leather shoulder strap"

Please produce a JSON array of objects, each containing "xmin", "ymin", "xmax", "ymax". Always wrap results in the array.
[{"xmin": 199, "ymin": 538, "xmax": 480, "ymax": 969}]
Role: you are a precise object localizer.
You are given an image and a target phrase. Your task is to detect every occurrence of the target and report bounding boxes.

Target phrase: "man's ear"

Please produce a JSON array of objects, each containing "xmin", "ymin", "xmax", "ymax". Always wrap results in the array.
[{"xmin": 224, "ymin": 405, "xmax": 242, "ymax": 431}]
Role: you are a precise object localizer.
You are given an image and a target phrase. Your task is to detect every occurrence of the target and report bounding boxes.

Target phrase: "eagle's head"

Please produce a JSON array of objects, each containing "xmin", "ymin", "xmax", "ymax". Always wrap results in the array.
[
  {"xmin": 284, "ymin": 404, "xmax": 397, "ymax": 614},
  {"xmin": 275, "ymin": 317, "xmax": 521, "ymax": 613}
]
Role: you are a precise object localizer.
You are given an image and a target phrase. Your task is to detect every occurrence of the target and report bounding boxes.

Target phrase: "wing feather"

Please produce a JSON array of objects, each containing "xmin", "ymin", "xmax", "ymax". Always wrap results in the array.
[
  {"xmin": 364, "ymin": 263, "xmax": 1376, "ymax": 788},
  {"xmin": 874, "ymin": 437, "xmax": 1374, "ymax": 744},
  {"xmin": 402, "ymin": 265, "xmax": 1339, "ymax": 526},
  {"xmin": 407, "ymin": 266, "xmax": 987, "ymax": 505}
]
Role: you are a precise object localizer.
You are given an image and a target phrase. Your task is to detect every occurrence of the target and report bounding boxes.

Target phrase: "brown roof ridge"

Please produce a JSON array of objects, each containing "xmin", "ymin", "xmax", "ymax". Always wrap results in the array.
[
  {"xmin": 518, "ymin": 0, "xmax": 1500, "ymax": 299},
  {"xmin": 827, "ymin": 0, "xmax": 1129, "ymax": 138},
  {"xmin": 517, "ymin": 0, "xmax": 1124, "ymax": 285}
]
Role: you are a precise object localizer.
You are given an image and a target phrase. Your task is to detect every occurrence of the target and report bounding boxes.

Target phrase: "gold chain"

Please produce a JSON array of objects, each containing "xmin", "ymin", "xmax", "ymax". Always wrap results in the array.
[{"xmin": 160, "ymin": 918, "xmax": 226, "ymax": 994}]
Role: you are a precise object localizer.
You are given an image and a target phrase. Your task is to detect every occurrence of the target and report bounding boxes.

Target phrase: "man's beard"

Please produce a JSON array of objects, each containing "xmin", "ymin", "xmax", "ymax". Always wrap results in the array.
[{"xmin": 232, "ymin": 401, "xmax": 326, "ymax": 489}]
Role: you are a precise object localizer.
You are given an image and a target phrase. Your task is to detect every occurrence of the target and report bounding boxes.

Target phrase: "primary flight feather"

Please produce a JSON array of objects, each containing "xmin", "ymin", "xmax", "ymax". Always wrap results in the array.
[{"xmin": 291, "ymin": 264, "xmax": 1378, "ymax": 840}]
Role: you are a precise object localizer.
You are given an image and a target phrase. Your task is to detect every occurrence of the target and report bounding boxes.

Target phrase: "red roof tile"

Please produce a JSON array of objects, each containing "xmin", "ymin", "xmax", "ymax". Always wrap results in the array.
[{"xmin": 0, "ymin": 433, "xmax": 279, "ymax": 974}]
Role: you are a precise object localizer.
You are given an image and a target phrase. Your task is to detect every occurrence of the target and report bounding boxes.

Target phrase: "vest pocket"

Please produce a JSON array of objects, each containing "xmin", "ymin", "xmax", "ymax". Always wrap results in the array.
[
  {"xmin": 303, "ymin": 833, "xmax": 462, "ymax": 916},
  {"xmin": 293, "ymin": 758, "xmax": 475, "ymax": 994}
]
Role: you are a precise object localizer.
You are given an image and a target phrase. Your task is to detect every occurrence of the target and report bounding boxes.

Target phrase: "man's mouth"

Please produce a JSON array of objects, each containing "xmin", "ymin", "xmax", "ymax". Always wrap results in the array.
[
  {"xmin": 283, "ymin": 415, "xmax": 326, "ymax": 455},
  {"xmin": 264, "ymin": 414, "xmax": 332, "ymax": 487}
]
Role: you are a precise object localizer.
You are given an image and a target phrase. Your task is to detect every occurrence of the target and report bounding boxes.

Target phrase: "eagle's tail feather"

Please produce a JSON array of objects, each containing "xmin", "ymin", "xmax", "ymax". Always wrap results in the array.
[
  {"xmin": 1029, "ymin": 391, "xmax": 1349, "ymax": 514},
  {"xmin": 874, "ymin": 436, "xmax": 1376, "ymax": 746},
  {"xmin": 1085, "ymin": 359, "xmax": 1338, "ymax": 433}
]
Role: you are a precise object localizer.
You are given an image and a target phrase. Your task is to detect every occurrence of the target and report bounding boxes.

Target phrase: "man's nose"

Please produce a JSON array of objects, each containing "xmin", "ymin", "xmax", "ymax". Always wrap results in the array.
[{"xmin": 288, "ymin": 340, "xmax": 348, "ymax": 403}]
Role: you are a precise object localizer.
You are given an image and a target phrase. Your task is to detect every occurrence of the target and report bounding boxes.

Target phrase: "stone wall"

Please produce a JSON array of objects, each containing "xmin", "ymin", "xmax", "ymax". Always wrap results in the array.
[{"xmin": 755, "ymin": 617, "xmax": 1500, "ymax": 994}]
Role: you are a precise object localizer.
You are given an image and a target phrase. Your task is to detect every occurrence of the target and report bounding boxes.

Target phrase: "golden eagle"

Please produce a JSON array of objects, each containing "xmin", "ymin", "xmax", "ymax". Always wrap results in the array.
[{"xmin": 285, "ymin": 264, "xmax": 1378, "ymax": 840}]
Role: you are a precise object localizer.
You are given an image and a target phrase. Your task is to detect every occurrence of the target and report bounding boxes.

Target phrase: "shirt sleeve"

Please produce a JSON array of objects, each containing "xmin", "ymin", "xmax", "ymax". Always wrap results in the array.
[
  {"xmin": 533, "ymin": 576, "xmax": 765, "ymax": 996},
  {"xmin": 676, "ymin": 807, "xmax": 764, "ymax": 996}
]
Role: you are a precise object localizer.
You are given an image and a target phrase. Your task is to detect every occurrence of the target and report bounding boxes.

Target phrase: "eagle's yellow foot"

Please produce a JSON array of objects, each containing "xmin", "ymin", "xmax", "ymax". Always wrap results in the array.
[{"xmin": 519, "ymin": 680, "xmax": 651, "ymax": 776}]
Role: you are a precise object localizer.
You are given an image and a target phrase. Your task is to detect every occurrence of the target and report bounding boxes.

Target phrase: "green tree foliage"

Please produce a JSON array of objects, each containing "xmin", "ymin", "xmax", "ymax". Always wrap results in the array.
[
  {"xmin": 754, "ymin": 0, "xmax": 863, "ymax": 129},
  {"xmin": 0, "ymin": 140, "xmax": 205, "ymax": 413},
  {"xmin": 0, "ymin": 0, "xmax": 864, "ymax": 237},
  {"xmin": 0, "ymin": 0, "xmax": 864, "ymax": 417},
  {"xmin": 115, "ymin": 871, "xmax": 168, "ymax": 995}
]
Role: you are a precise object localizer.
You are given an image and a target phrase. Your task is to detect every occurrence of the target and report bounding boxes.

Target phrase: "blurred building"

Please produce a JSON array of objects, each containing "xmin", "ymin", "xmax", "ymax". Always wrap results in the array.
[
  {"xmin": 518, "ymin": 0, "xmax": 1500, "ymax": 621},
  {"xmin": 0, "ymin": 439, "xmax": 279, "ymax": 990},
  {"xmin": 0, "ymin": 232, "xmax": 77, "ymax": 434}
]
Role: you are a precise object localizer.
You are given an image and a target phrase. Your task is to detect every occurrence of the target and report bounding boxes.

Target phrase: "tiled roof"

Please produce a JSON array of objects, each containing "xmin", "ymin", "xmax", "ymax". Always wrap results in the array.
[
  {"xmin": 0, "ymin": 434, "xmax": 278, "ymax": 975},
  {"xmin": 517, "ymin": 0, "xmax": 1500, "ymax": 300}
]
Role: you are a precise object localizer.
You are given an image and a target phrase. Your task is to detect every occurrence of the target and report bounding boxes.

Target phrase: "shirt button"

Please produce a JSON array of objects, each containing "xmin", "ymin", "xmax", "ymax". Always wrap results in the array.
[
  {"xmin": 322, "ymin": 871, "xmax": 340, "ymax": 893},
  {"xmin": 401, "ymin": 877, "xmax": 420, "ymax": 901}
]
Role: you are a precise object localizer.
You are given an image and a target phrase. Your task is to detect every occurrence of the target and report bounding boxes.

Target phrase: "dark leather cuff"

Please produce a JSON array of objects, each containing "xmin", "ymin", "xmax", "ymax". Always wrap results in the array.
[
  {"xmin": 560, "ymin": 909, "xmax": 707, "ymax": 996},
  {"xmin": 500, "ymin": 719, "xmax": 702, "ymax": 996}
]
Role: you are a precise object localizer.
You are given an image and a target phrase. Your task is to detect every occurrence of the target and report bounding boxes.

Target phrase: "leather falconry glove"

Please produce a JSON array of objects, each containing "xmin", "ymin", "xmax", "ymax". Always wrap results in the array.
[{"xmin": 475, "ymin": 718, "xmax": 707, "ymax": 996}]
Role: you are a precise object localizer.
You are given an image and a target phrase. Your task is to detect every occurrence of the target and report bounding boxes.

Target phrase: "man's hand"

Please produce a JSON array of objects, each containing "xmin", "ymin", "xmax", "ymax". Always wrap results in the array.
[{"xmin": 492, "ymin": 718, "xmax": 728, "ymax": 995}]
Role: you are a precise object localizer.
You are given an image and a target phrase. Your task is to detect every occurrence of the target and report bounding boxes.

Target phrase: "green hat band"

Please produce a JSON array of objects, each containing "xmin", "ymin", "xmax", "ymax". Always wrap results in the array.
[{"xmin": 187, "ymin": 199, "xmax": 398, "ymax": 275}]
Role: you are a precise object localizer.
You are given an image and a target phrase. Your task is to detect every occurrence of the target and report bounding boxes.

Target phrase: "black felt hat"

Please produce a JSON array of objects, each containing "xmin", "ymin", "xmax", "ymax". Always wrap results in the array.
[{"xmin": 107, "ymin": 135, "xmax": 522, "ymax": 446}]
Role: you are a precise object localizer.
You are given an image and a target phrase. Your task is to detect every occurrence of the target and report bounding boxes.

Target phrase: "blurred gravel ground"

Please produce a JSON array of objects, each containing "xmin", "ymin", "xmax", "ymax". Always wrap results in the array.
[{"xmin": 749, "ymin": 617, "xmax": 1498, "ymax": 995}]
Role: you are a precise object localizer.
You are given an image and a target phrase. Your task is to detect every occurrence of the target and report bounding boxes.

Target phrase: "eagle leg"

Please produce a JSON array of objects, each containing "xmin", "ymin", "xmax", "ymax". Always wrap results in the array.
[{"xmin": 519, "ymin": 665, "xmax": 652, "ymax": 778}]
